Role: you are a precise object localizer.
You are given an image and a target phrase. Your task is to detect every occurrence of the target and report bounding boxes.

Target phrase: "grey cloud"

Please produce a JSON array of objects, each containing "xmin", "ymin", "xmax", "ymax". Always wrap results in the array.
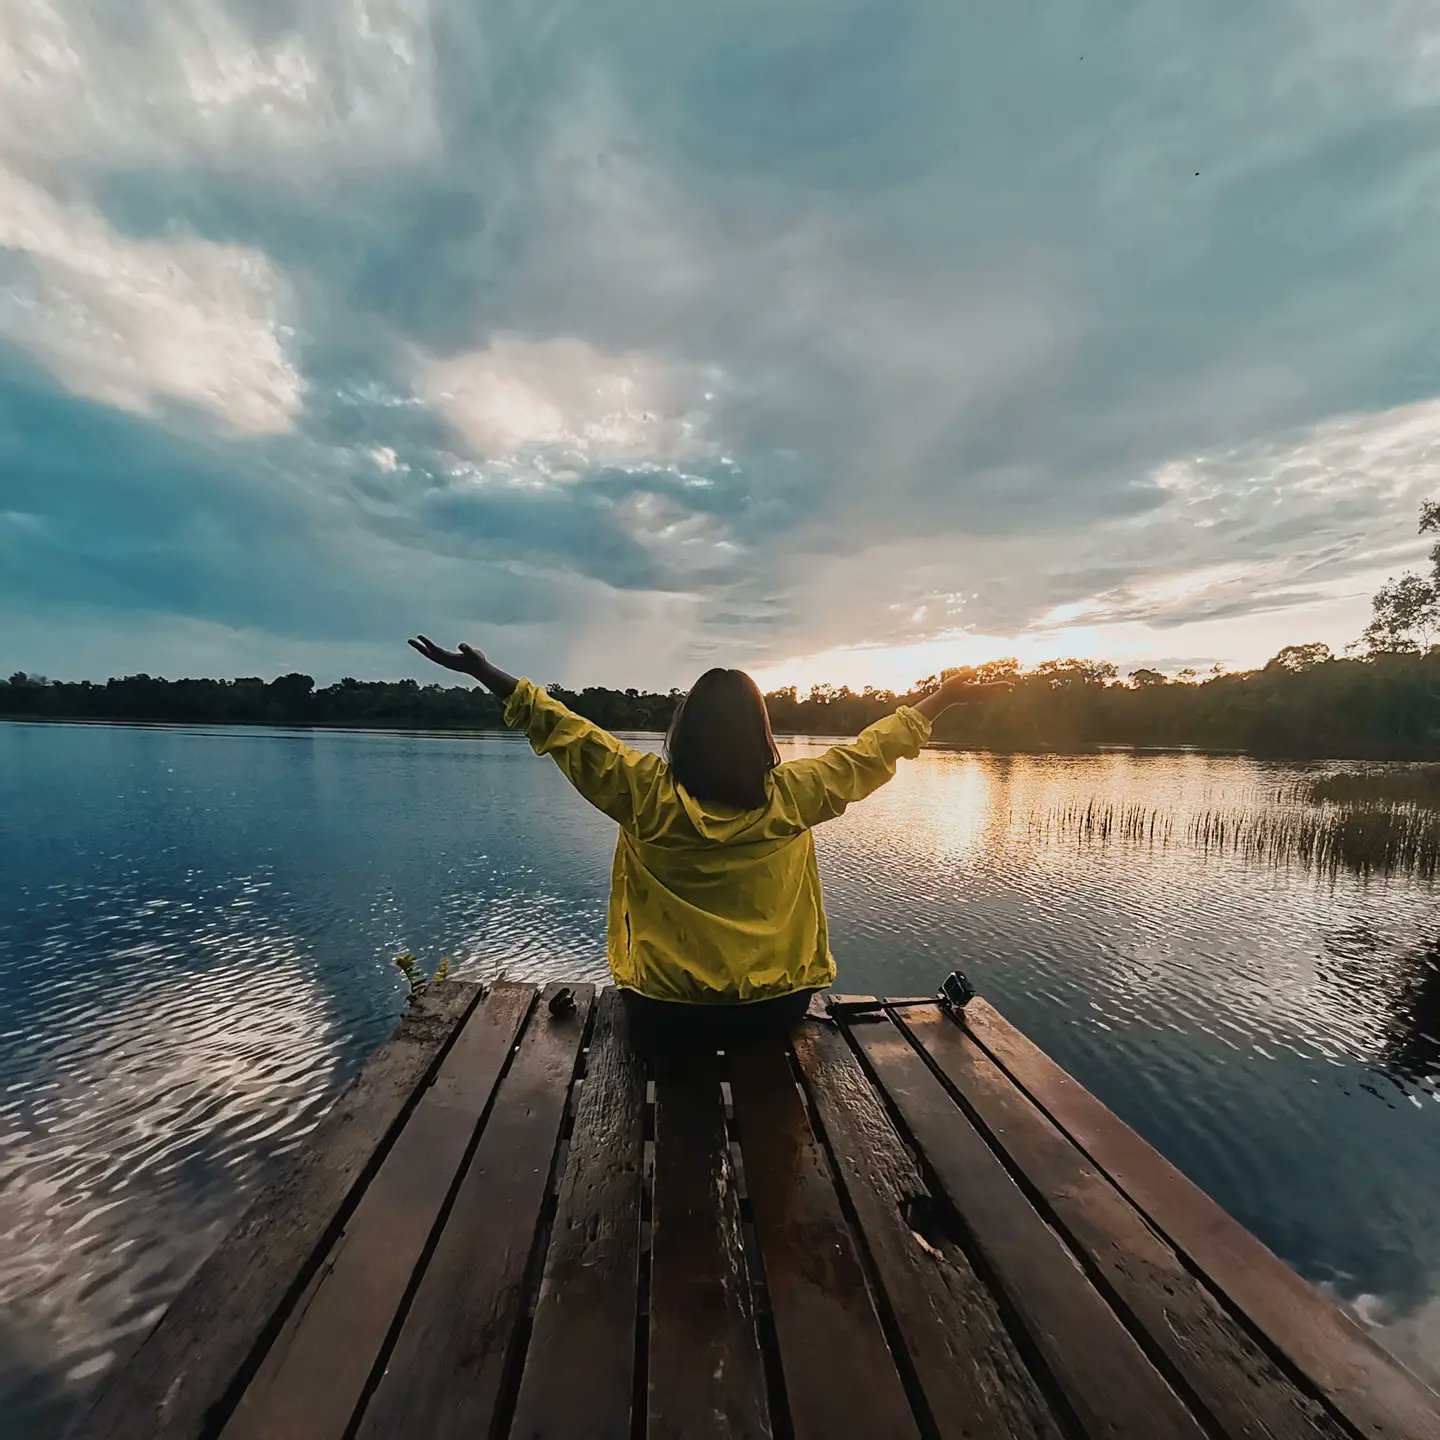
[{"xmin": 6, "ymin": 1, "xmax": 1440, "ymax": 683}]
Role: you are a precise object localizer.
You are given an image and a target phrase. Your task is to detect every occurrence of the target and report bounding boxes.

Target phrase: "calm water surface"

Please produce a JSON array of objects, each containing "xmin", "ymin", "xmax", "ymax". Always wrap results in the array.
[{"xmin": 2, "ymin": 720, "xmax": 1438, "ymax": 1434}]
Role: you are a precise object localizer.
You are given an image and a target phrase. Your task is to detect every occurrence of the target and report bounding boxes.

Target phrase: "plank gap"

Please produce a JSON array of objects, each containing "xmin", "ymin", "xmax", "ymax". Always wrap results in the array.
[
  {"xmin": 648, "ymin": 1045, "xmax": 772, "ymax": 1436},
  {"xmin": 491, "ymin": 1185, "xmax": 562, "ymax": 1438},
  {"xmin": 722, "ymin": 1049, "xmax": 793, "ymax": 1440},
  {"xmin": 632, "ymin": 1055, "xmax": 655, "ymax": 1440},
  {"xmin": 730, "ymin": 1138, "xmax": 750, "ymax": 1201}
]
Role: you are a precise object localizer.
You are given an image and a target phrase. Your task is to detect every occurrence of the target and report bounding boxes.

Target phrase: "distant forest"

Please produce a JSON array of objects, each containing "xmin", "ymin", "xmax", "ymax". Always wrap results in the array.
[
  {"xmin": 3, "ymin": 646, "xmax": 1437, "ymax": 756},
  {"xmin": 7, "ymin": 503, "xmax": 1438, "ymax": 756}
]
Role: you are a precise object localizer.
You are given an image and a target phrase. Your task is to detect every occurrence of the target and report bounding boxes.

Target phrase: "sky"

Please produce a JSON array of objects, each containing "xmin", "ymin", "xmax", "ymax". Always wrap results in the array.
[{"xmin": 3, "ymin": 2, "xmax": 1440, "ymax": 692}]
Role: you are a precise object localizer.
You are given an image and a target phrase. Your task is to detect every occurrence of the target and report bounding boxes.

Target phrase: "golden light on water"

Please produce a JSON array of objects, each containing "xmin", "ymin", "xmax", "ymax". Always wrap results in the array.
[{"xmin": 911, "ymin": 762, "xmax": 996, "ymax": 862}]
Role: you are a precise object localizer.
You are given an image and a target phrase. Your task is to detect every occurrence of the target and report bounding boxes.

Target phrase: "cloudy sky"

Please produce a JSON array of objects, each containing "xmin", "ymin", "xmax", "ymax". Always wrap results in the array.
[{"xmin": 3, "ymin": 1, "xmax": 1440, "ymax": 691}]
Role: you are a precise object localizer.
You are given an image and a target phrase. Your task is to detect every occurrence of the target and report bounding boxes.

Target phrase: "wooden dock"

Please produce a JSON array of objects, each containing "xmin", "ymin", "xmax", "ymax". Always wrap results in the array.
[{"xmin": 69, "ymin": 980, "xmax": 1440, "ymax": 1440}]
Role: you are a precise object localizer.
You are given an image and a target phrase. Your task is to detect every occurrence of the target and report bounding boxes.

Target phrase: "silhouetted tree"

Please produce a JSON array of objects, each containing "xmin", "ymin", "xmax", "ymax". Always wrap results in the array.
[
  {"xmin": 1267, "ymin": 643, "xmax": 1333, "ymax": 673},
  {"xmin": 1365, "ymin": 501, "xmax": 1440, "ymax": 653}
]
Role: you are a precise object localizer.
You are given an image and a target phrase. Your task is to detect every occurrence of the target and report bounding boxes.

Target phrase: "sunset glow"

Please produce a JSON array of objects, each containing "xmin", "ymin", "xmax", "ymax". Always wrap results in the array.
[{"xmin": 745, "ymin": 574, "xmax": 1387, "ymax": 694}]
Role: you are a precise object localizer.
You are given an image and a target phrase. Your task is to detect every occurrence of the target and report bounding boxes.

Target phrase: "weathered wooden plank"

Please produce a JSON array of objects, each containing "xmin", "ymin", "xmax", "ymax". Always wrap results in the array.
[
  {"xmin": 356, "ymin": 983, "xmax": 595, "ymax": 1440},
  {"xmin": 793, "ymin": 1020, "xmax": 1065, "ymax": 1440},
  {"xmin": 222, "ymin": 982, "xmax": 537, "ymax": 1440},
  {"xmin": 649, "ymin": 1044, "xmax": 772, "ymax": 1440},
  {"xmin": 961, "ymin": 997, "xmax": 1440, "ymax": 1440},
  {"xmin": 510, "ymin": 987, "xmax": 646, "ymax": 1440},
  {"xmin": 901, "ymin": 1005, "xmax": 1351, "ymax": 1440},
  {"xmin": 848, "ymin": 1012, "xmax": 1207, "ymax": 1440},
  {"xmin": 728, "ymin": 1036, "xmax": 919, "ymax": 1440},
  {"xmin": 66, "ymin": 981, "xmax": 482, "ymax": 1440}
]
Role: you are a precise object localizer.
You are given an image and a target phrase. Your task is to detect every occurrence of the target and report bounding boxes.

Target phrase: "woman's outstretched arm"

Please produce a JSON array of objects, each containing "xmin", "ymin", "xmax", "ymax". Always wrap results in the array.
[
  {"xmin": 408, "ymin": 635, "xmax": 518, "ymax": 699},
  {"xmin": 912, "ymin": 673, "xmax": 1014, "ymax": 723},
  {"xmin": 772, "ymin": 674, "xmax": 1014, "ymax": 828},
  {"xmin": 407, "ymin": 636, "xmax": 663, "ymax": 829}
]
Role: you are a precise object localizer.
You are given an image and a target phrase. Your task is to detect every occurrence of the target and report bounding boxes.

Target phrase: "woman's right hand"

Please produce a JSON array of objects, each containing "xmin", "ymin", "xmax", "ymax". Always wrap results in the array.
[
  {"xmin": 408, "ymin": 635, "xmax": 487, "ymax": 678},
  {"xmin": 915, "ymin": 673, "xmax": 1015, "ymax": 721},
  {"xmin": 940, "ymin": 676, "xmax": 1014, "ymax": 704}
]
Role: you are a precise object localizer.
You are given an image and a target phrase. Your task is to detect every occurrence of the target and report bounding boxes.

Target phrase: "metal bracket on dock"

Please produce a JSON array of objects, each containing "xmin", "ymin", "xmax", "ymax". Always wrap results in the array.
[{"xmin": 826, "ymin": 969, "xmax": 976, "ymax": 1021}]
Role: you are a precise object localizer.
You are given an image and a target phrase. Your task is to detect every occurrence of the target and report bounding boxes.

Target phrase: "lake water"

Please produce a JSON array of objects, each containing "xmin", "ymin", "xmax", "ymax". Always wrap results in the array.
[{"xmin": 2, "ymin": 719, "xmax": 1438, "ymax": 1435}]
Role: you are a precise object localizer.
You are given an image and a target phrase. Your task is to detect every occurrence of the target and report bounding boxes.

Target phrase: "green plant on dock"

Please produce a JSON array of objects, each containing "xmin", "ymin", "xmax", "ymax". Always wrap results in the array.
[{"xmin": 394, "ymin": 951, "xmax": 452, "ymax": 1005}]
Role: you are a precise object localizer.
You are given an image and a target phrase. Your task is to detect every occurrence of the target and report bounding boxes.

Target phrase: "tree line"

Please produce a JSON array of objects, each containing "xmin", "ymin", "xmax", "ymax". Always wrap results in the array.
[
  {"xmin": 4, "ymin": 505, "xmax": 1437, "ymax": 757},
  {"xmin": 4, "ymin": 646, "xmax": 1436, "ymax": 755}
]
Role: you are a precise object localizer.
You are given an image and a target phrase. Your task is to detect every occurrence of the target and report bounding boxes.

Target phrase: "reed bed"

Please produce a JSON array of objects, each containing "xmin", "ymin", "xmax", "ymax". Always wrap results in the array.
[
  {"xmin": 1029, "ymin": 800, "xmax": 1176, "ymax": 847},
  {"xmin": 1190, "ymin": 805, "xmax": 1440, "ymax": 878},
  {"xmin": 1032, "ymin": 795, "xmax": 1440, "ymax": 880},
  {"xmin": 1297, "ymin": 768, "xmax": 1440, "ymax": 810}
]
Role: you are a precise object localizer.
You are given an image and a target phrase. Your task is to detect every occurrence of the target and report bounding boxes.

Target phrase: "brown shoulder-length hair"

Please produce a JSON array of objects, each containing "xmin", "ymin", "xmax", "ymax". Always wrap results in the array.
[{"xmin": 664, "ymin": 668, "xmax": 781, "ymax": 810}]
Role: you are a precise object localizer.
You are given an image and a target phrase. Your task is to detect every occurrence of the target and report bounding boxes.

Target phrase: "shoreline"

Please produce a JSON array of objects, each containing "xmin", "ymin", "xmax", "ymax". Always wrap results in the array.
[{"xmin": 5, "ymin": 713, "xmax": 1438, "ymax": 763}]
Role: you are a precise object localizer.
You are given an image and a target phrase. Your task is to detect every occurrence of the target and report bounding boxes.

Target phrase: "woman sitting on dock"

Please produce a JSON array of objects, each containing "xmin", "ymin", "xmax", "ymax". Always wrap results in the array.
[{"xmin": 409, "ymin": 636, "xmax": 1009, "ymax": 1037}]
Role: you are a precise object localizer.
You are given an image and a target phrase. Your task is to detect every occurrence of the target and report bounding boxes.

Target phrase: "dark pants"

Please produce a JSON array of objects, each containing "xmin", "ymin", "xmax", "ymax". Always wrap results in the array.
[{"xmin": 621, "ymin": 988, "xmax": 814, "ymax": 1051}]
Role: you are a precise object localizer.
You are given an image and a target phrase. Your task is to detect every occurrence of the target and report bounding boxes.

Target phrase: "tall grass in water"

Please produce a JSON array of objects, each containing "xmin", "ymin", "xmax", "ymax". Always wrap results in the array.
[
  {"xmin": 1029, "ymin": 800, "xmax": 1175, "ymax": 846},
  {"xmin": 1033, "ymin": 787, "xmax": 1440, "ymax": 880},
  {"xmin": 1299, "ymin": 768, "xmax": 1440, "ymax": 810},
  {"xmin": 1190, "ymin": 806, "xmax": 1440, "ymax": 879}
]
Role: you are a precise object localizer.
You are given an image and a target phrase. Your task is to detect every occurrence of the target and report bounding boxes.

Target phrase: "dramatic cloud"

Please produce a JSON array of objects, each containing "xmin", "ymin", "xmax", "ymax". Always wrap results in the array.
[
  {"xmin": 0, "ymin": 170, "xmax": 300, "ymax": 433},
  {"xmin": 418, "ymin": 333, "xmax": 719, "ymax": 476},
  {"xmin": 3, "ymin": 1, "xmax": 1440, "ymax": 686}
]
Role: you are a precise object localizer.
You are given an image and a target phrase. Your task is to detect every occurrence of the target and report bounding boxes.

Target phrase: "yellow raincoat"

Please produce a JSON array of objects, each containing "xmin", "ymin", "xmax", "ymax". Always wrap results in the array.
[{"xmin": 502, "ymin": 679, "xmax": 932, "ymax": 1003}]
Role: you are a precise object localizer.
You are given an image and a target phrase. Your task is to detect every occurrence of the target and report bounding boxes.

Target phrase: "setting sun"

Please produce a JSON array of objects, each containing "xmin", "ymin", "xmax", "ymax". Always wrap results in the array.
[
  {"xmin": 744, "ymin": 572, "xmax": 1398, "ymax": 696},
  {"xmin": 748, "ymin": 630, "xmax": 1015, "ymax": 693}
]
